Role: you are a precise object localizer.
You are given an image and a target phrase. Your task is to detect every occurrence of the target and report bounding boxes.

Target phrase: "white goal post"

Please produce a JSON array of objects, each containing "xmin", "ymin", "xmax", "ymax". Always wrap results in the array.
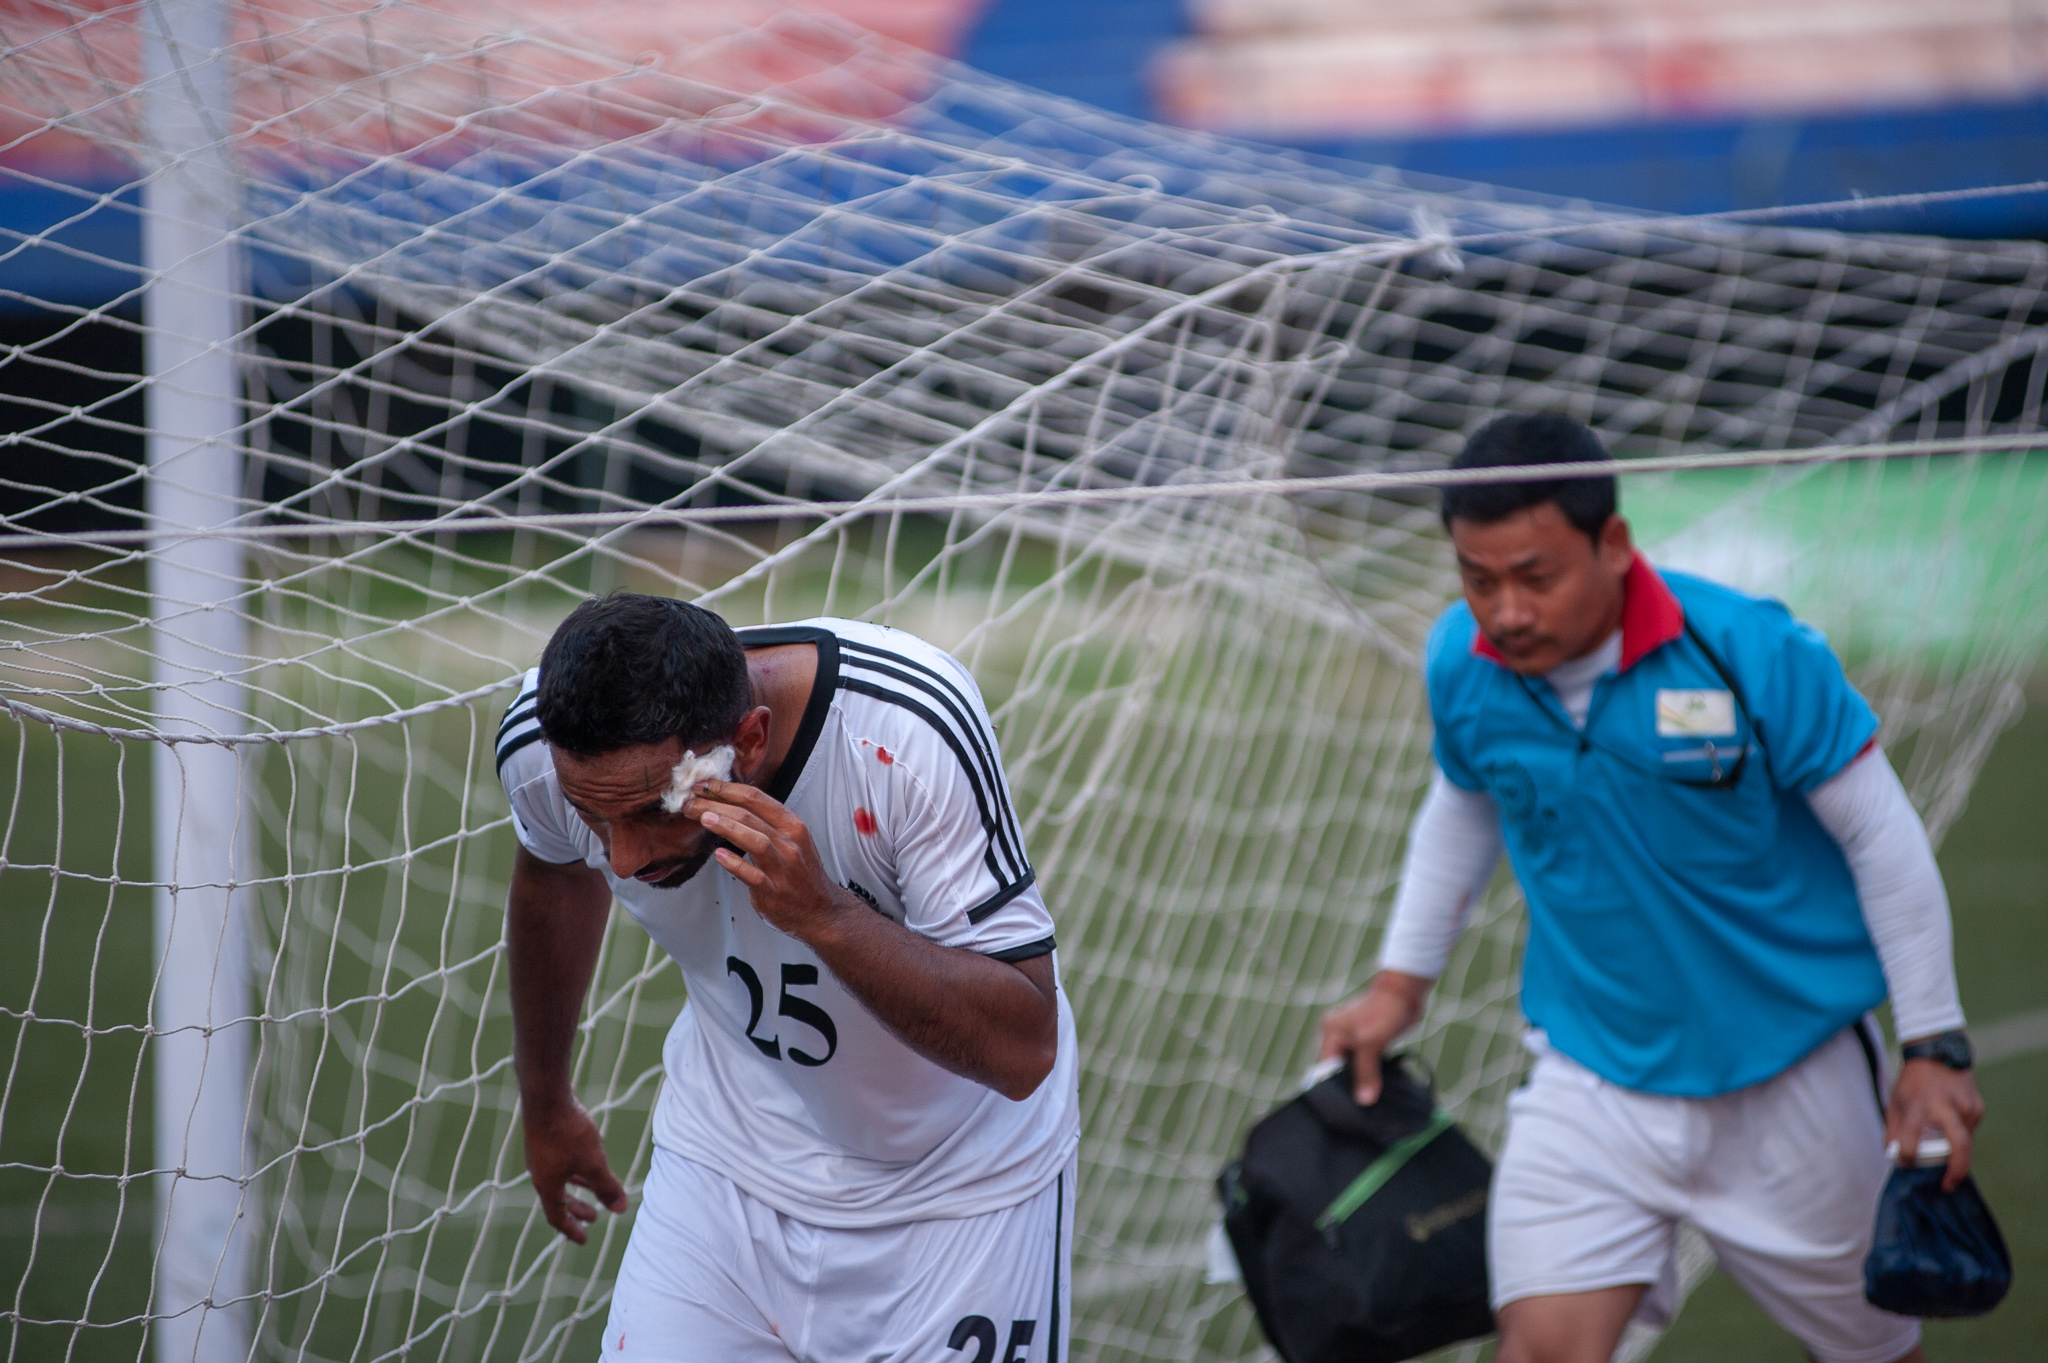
[
  {"xmin": 0, "ymin": 4, "xmax": 2045, "ymax": 1363},
  {"xmin": 141, "ymin": 2, "xmax": 255, "ymax": 1359}
]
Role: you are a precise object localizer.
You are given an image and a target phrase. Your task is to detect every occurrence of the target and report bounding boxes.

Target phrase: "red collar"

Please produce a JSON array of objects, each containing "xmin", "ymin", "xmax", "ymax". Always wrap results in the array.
[{"xmin": 1471, "ymin": 553, "xmax": 1683, "ymax": 673}]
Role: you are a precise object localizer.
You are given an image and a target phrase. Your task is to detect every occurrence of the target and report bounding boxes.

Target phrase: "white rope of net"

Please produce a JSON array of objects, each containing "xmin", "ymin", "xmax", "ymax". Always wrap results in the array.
[{"xmin": 0, "ymin": 4, "xmax": 2046, "ymax": 1362}]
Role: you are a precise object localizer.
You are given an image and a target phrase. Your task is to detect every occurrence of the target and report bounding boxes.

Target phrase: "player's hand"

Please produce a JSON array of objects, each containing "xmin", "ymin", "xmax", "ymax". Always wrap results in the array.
[
  {"xmin": 1318, "ymin": 971, "xmax": 1431, "ymax": 1106},
  {"xmin": 521, "ymin": 1100, "xmax": 628, "ymax": 1244},
  {"xmin": 1887, "ymin": 1058, "xmax": 1984, "ymax": 1192},
  {"xmin": 688, "ymin": 781, "xmax": 847, "ymax": 940}
]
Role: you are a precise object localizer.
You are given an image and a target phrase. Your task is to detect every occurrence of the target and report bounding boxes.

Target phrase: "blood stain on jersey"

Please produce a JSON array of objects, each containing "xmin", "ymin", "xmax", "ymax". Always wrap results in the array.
[
  {"xmin": 876, "ymin": 746, "xmax": 894, "ymax": 765},
  {"xmin": 853, "ymin": 806, "xmax": 878, "ymax": 836}
]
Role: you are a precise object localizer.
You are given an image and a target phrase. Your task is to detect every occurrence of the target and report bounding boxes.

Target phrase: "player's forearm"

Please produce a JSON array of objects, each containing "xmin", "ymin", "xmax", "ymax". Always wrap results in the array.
[
  {"xmin": 802, "ymin": 889, "xmax": 1059, "ymax": 1101},
  {"xmin": 507, "ymin": 845, "xmax": 615, "ymax": 1118}
]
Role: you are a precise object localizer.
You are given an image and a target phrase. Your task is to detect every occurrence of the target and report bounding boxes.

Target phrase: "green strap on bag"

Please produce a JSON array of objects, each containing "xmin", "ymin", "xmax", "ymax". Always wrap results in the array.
[{"xmin": 1313, "ymin": 1109, "xmax": 1457, "ymax": 1233}]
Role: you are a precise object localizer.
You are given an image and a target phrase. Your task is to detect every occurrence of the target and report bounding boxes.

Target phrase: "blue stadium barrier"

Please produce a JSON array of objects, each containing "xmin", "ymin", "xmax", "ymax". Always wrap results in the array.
[{"xmin": 1302, "ymin": 97, "xmax": 2048, "ymax": 239}]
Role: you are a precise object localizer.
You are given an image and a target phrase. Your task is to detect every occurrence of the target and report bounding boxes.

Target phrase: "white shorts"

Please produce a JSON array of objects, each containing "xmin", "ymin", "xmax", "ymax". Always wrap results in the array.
[
  {"xmin": 1489, "ymin": 1023, "xmax": 1919, "ymax": 1363},
  {"xmin": 600, "ymin": 1146, "xmax": 1075, "ymax": 1362}
]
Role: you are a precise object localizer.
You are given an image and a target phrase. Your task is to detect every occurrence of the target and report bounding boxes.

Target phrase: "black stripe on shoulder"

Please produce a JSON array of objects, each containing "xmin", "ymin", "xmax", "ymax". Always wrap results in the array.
[
  {"xmin": 840, "ymin": 639, "xmax": 990, "ymax": 742},
  {"xmin": 496, "ymin": 701, "xmax": 536, "ymax": 743},
  {"xmin": 986, "ymin": 934, "xmax": 1055, "ymax": 963},
  {"xmin": 495, "ymin": 726, "xmax": 546, "ymax": 776},
  {"xmin": 838, "ymin": 676, "xmax": 1015, "ymax": 883},
  {"xmin": 967, "ymin": 867, "xmax": 1037, "ymax": 925},
  {"xmin": 838, "ymin": 639, "xmax": 1020, "ymax": 825},
  {"xmin": 837, "ymin": 642, "xmax": 1029, "ymax": 880},
  {"xmin": 838, "ymin": 676, "xmax": 1024, "ymax": 886}
]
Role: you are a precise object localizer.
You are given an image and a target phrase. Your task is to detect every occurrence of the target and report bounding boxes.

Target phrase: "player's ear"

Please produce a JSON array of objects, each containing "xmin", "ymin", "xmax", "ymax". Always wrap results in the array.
[
  {"xmin": 732, "ymin": 706, "xmax": 773, "ymax": 778},
  {"xmin": 1597, "ymin": 513, "xmax": 1633, "ymax": 574}
]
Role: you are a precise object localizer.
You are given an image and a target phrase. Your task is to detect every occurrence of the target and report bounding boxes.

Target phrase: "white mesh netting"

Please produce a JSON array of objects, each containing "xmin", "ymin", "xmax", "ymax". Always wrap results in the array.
[{"xmin": 2, "ymin": 3, "xmax": 2047, "ymax": 1360}]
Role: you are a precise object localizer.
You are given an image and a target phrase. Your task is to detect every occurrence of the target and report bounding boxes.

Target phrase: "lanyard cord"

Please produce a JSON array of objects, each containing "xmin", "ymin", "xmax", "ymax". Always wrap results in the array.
[
  {"xmin": 1508, "ymin": 625, "xmax": 1771, "ymax": 790},
  {"xmin": 1681, "ymin": 620, "xmax": 1777, "ymax": 789}
]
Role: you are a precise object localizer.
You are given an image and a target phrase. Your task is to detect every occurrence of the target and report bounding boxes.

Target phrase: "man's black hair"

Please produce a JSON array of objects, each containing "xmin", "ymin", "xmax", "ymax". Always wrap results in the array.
[
  {"xmin": 535, "ymin": 594, "xmax": 752, "ymax": 757},
  {"xmin": 1440, "ymin": 413, "xmax": 1617, "ymax": 543}
]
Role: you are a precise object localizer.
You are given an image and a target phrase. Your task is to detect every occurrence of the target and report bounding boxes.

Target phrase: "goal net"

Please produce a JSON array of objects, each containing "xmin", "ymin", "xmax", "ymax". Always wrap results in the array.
[{"xmin": 2, "ymin": 3, "xmax": 2045, "ymax": 1361}]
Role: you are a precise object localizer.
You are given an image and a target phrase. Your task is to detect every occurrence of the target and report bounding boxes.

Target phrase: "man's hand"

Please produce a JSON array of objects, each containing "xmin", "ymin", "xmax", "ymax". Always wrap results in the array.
[
  {"xmin": 1318, "ymin": 971, "xmax": 1432, "ymax": 1105},
  {"xmin": 522, "ymin": 1100, "xmax": 629, "ymax": 1244},
  {"xmin": 688, "ymin": 780, "xmax": 1057, "ymax": 1099},
  {"xmin": 1888, "ymin": 1057, "xmax": 1985, "ymax": 1192},
  {"xmin": 689, "ymin": 781, "xmax": 851, "ymax": 939}
]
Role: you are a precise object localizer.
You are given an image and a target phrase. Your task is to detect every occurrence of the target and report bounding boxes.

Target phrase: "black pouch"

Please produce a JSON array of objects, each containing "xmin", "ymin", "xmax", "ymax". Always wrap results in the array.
[
  {"xmin": 1863, "ymin": 1164, "xmax": 2013, "ymax": 1317},
  {"xmin": 1217, "ymin": 1057, "xmax": 1494, "ymax": 1363}
]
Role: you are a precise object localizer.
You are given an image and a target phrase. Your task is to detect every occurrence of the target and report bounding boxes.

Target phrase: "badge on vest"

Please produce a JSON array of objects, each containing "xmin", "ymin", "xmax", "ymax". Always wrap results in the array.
[{"xmin": 1655, "ymin": 688, "xmax": 1737, "ymax": 737}]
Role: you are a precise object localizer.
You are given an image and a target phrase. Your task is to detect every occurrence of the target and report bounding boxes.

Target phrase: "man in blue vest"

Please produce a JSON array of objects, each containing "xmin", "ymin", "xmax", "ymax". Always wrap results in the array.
[{"xmin": 1320, "ymin": 414, "xmax": 1983, "ymax": 1363}]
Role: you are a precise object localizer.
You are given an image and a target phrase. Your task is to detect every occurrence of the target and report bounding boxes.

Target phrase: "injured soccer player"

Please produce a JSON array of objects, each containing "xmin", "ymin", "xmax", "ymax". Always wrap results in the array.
[
  {"xmin": 495, "ymin": 596, "xmax": 1079, "ymax": 1362},
  {"xmin": 1318, "ymin": 414, "xmax": 1982, "ymax": 1363}
]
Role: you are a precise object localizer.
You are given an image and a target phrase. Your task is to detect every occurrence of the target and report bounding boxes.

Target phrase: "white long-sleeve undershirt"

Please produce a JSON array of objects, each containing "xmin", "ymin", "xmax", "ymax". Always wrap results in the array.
[
  {"xmin": 1806, "ymin": 747, "xmax": 1966, "ymax": 1041},
  {"xmin": 1375, "ymin": 771, "xmax": 1503, "ymax": 979},
  {"xmin": 1375, "ymin": 744, "xmax": 1965, "ymax": 1044}
]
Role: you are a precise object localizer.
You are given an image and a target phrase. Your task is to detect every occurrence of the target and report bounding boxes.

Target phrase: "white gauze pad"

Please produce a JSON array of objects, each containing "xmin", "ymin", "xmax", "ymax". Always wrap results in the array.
[{"xmin": 659, "ymin": 745, "xmax": 736, "ymax": 814}]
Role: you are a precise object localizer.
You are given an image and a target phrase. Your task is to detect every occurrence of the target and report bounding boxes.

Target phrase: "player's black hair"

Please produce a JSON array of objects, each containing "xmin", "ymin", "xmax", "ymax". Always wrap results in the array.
[
  {"xmin": 535, "ymin": 593, "xmax": 752, "ymax": 757},
  {"xmin": 1439, "ymin": 413, "xmax": 1617, "ymax": 543}
]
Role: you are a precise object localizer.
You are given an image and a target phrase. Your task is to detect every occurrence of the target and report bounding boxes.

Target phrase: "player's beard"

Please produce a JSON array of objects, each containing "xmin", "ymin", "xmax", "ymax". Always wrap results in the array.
[{"xmin": 641, "ymin": 833, "xmax": 734, "ymax": 890}]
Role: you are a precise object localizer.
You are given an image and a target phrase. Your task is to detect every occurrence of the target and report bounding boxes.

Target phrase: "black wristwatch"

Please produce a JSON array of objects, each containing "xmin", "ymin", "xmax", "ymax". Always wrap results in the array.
[{"xmin": 1900, "ymin": 1030, "xmax": 1974, "ymax": 1071}]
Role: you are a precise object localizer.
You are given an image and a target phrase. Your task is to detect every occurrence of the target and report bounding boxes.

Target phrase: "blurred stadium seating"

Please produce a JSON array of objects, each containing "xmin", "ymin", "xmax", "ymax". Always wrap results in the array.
[
  {"xmin": 1158, "ymin": 0, "xmax": 2039, "ymax": 136},
  {"xmin": 979, "ymin": 0, "xmax": 2048, "ymax": 235},
  {"xmin": 5, "ymin": 0, "xmax": 2047, "ymax": 314}
]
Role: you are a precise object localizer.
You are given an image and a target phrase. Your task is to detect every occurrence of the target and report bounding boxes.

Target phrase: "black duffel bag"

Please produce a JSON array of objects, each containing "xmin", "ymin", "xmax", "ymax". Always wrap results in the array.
[
  {"xmin": 1864, "ymin": 1160, "xmax": 2013, "ymax": 1317},
  {"xmin": 1218, "ymin": 1056, "xmax": 1494, "ymax": 1363}
]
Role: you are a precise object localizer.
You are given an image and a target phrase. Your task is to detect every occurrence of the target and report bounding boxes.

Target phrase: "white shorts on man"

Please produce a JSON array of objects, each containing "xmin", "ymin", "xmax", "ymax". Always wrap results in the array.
[
  {"xmin": 606, "ymin": 1148, "xmax": 1074, "ymax": 1363},
  {"xmin": 1490, "ymin": 1025, "xmax": 1917, "ymax": 1363}
]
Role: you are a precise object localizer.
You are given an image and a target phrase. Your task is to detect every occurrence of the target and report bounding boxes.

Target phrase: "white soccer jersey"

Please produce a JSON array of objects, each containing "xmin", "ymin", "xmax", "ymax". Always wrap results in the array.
[{"xmin": 495, "ymin": 619, "xmax": 1081, "ymax": 1229}]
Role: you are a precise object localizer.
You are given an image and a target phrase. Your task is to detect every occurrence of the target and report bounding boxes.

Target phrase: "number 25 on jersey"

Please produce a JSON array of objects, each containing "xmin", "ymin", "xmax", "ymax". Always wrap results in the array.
[{"xmin": 725, "ymin": 956, "xmax": 838, "ymax": 1065}]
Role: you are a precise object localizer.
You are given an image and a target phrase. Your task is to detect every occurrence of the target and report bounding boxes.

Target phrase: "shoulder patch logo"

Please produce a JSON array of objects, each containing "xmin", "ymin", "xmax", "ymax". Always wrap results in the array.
[{"xmin": 1656, "ymin": 689, "xmax": 1736, "ymax": 737}]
